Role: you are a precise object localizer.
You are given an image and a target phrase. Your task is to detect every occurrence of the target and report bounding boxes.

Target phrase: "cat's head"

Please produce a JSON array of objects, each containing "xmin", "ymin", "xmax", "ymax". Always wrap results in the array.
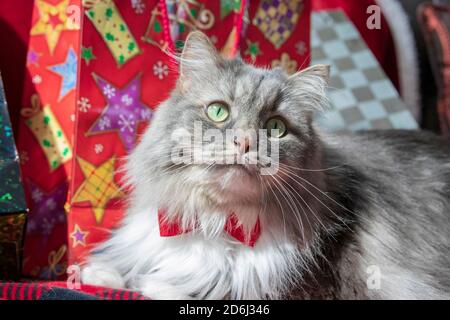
[{"xmin": 128, "ymin": 32, "xmax": 329, "ymax": 213}]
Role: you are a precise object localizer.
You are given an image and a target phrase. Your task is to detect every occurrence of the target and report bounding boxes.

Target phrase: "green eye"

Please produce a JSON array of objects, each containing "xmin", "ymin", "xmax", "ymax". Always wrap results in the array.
[
  {"xmin": 266, "ymin": 117, "xmax": 287, "ymax": 138},
  {"xmin": 206, "ymin": 102, "xmax": 229, "ymax": 122}
]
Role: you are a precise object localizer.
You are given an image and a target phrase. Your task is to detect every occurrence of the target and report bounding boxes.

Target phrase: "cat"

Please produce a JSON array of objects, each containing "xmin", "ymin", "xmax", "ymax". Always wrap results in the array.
[{"xmin": 81, "ymin": 31, "xmax": 450, "ymax": 299}]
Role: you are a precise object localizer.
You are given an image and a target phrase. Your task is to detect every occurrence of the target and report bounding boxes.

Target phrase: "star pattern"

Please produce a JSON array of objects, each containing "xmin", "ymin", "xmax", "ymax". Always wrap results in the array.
[
  {"xmin": 81, "ymin": 46, "xmax": 96, "ymax": 65},
  {"xmin": 27, "ymin": 48, "xmax": 42, "ymax": 66},
  {"xmin": 72, "ymin": 156, "xmax": 124, "ymax": 224},
  {"xmin": 245, "ymin": 40, "xmax": 262, "ymax": 62},
  {"xmin": 30, "ymin": 0, "xmax": 77, "ymax": 54},
  {"xmin": 70, "ymin": 224, "xmax": 89, "ymax": 247},
  {"xmin": 221, "ymin": 0, "xmax": 242, "ymax": 19},
  {"xmin": 26, "ymin": 181, "xmax": 68, "ymax": 244},
  {"xmin": 48, "ymin": 47, "xmax": 78, "ymax": 100},
  {"xmin": 87, "ymin": 74, "xmax": 153, "ymax": 151}
]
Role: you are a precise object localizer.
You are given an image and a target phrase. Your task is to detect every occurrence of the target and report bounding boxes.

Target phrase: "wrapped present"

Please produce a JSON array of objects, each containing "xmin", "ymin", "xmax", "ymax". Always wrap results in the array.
[
  {"xmin": 66, "ymin": 0, "xmax": 311, "ymax": 266},
  {"xmin": 0, "ymin": 73, "xmax": 28, "ymax": 280},
  {"xmin": 17, "ymin": 0, "xmax": 81, "ymax": 279},
  {"xmin": 0, "ymin": 0, "xmax": 312, "ymax": 273}
]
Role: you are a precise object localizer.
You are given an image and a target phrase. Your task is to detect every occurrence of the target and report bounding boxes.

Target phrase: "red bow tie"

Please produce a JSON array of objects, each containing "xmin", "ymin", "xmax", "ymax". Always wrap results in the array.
[{"xmin": 157, "ymin": 209, "xmax": 261, "ymax": 247}]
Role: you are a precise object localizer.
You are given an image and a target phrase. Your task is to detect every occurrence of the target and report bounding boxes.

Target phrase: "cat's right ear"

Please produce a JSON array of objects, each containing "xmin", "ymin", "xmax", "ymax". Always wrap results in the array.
[
  {"xmin": 287, "ymin": 64, "xmax": 331, "ymax": 113},
  {"xmin": 178, "ymin": 31, "xmax": 222, "ymax": 93},
  {"xmin": 289, "ymin": 64, "xmax": 331, "ymax": 85}
]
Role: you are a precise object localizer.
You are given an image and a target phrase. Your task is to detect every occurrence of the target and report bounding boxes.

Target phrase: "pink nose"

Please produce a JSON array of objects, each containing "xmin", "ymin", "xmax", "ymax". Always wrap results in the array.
[{"xmin": 233, "ymin": 135, "xmax": 251, "ymax": 154}]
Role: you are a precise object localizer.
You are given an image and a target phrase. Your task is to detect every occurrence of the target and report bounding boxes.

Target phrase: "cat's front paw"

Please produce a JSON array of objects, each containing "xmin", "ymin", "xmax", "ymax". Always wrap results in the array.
[{"xmin": 81, "ymin": 263, "xmax": 125, "ymax": 289}]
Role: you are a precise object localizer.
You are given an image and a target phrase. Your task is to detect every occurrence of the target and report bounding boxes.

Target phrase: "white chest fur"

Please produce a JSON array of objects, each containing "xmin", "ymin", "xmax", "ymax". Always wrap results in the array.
[{"xmin": 81, "ymin": 208, "xmax": 303, "ymax": 299}]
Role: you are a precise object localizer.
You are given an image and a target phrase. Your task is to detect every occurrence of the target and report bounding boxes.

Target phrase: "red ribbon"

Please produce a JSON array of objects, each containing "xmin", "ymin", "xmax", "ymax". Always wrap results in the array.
[{"xmin": 158, "ymin": 209, "xmax": 261, "ymax": 247}]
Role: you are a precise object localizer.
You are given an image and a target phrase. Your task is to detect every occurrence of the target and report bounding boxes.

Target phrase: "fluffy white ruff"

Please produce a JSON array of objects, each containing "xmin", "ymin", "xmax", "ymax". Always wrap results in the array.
[{"xmin": 81, "ymin": 205, "xmax": 310, "ymax": 299}]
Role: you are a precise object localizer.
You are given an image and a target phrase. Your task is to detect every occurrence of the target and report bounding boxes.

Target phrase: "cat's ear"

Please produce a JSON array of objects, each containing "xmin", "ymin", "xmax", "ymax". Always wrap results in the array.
[
  {"xmin": 289, "ymin": 64, "xmax": 331, "ymax": 85},
  {"xmin": 287, "ymin": 65, "xmax": 331, "ymax": 113},
  {"xmin": 178, "ymin": 31, "xmax": 222, "ymax": 92}
]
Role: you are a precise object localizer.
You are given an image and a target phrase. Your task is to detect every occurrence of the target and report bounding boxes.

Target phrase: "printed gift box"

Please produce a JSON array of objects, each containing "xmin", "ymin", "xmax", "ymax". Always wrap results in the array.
[
  {"xmin": 18, "ymin": 0, "xmax": 80, "ymax": 279},
  {"xmin": 66, "ymin": 0, "xmax": 312, "ymax": 268},
  {"xmin": 0, "ymin": 73, "xmax": 28, "ymax": 280},
  {"xmin": 4, "ymin": 0, "xmax": 311, "ymax": 276}
]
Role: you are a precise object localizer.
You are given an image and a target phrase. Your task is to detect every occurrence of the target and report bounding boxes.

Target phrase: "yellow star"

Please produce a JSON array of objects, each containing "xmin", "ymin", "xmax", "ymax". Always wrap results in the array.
[
  {"xmin": 30, "ymin": 0, "xmax": 79, "ymax": 54},
  {"xmin": 70, "ymin": 224, "xmax": 89, "ymax": 247},
  {"xmin": 72, "ymin": 157, "xmax": 124, "ymax": 224}
]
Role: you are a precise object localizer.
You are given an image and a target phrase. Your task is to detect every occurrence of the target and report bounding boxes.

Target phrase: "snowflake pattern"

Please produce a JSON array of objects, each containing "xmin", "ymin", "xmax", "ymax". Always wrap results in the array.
[
  {"xmin": 140, "ymin": 108, "xmax": 152, "ymax": 120},
  {"xmin": 45, "ymin": 198, "xmax": 56, "ymax": 210},
  {"xmin": 78, "ymin": 97, "xmax": 91, "ymax": 112},
  {"xmin": 27, "ymin": 182, "xmax": 68, "ymax": 245},
  {"xmin": 118, "ymin": 114, "xmax": 135, "ymax": 132},
  {"xmin": 94, "ymin": 143, "xmax": 104, "ymax": 154},
  {"xmin": 42, "ymin": 218, "xmax": 55, "ymax": 236},
  {"xmin": 210, "ymin": 35, "xmax": 218, "ymax": 44},
  {"xmin": 295, "ymin": 41, "xmax": 307, "ymax": 56},
  {"xmin": 121, "ymin": 94, "xmax": 133, "ymax": 106},
  {"xmin": 131, "ymin": 0, "xmax": 145, "ymax": 14},
  {"xmin": 153, "ymin": 61, "xmax": 169, "ymax": 80},
  {"xmin": 98, "ymin": 116, "xmax": 111, "ymax": 130},
  {"xmin": 31, "ymin": 188, "xmax": 44, "ymax": 202},
  {"xmin": 32, "ymin": 74, "xmax": 42, "ymax": 84},
  {"xmin": 103, "ymin": 84, "xmax": 116, "ymax": 98},
  {"xmin": 19, "ymin": 150, "xmax": 29, "ymax": 164}
]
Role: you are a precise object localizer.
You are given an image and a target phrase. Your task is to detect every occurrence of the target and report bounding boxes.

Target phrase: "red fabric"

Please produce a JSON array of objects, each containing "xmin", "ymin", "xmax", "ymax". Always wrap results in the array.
[
  {"xmin": 224, "ymin": 214, "xmax": 261, "ymax": 247},
  {"xmin": 313, "ymin": 0, "xmax": 399, "ymax": 92},
  {"xmin": 0, "ymin": 281, "xmax": 145, "ymax": 300},
  {"xmin": 158, "ymin": 209, "xmax": 190, "ymax": 237},
  {"xmin": 158, "ymin": 209, "xmax": 261, "ymax": 247}
]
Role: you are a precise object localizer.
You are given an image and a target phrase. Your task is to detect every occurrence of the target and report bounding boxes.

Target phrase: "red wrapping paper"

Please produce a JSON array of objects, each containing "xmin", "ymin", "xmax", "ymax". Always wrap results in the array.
[
  {"xmin": 18, "ymin": 0, "xmax": 81, "ymax": 279},
  {"xmin": 67, "ymin": 0, "xmax": 311, "ymax": 266},
  {"xmin": 0, "ymin": 0, "xmax": 312, "ymax": 275}
]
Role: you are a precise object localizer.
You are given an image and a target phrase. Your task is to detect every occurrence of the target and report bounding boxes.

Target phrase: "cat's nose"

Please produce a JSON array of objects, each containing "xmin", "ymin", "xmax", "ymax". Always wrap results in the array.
[{"xmin": 233, "ymin": 135, "xmax": 251, "ymax": 154}]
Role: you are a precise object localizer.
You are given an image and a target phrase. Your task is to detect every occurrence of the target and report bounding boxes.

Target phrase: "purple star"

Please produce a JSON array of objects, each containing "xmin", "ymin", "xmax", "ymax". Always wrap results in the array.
[
  {"xmin": 26, "ymin": 181, "xmax": 68, "ymax": 243},
  {"xmin": 70, "ymin": 224, "xmax": 88, "ymax": 247},
  {"xmin": 88, "ymin": 74, "xmax": 153, "ymax": 151},
  {"xmin": 73, "ymin": 229, "xmax": 84, "ymax": 242},
  {"xmin": 73, "ymin": 230, "xmax": 84, "ymax": 242},
  {"xmin": 27, "ymin": 49, "xmax": 41, "ymax": 66}
]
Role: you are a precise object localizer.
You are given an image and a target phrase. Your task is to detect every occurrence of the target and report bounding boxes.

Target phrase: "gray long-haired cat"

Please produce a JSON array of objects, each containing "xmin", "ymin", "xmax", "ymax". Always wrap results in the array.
[{"xmin": 81, "ymin": 32, "xmax": 450, "ymax": 299}]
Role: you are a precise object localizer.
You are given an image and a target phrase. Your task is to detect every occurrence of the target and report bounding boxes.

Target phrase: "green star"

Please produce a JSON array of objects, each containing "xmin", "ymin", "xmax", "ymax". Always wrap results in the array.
[
  {"xmin": 81, "ymin": 46, "xmax": 96, "ymax": 65},
  {"xmin": 221, "ymin": 0, "xmax": 241, "ymax": 19},
  {"xmin": 245, "ymin": 40, "xmax": 261, "ymax": 62}
]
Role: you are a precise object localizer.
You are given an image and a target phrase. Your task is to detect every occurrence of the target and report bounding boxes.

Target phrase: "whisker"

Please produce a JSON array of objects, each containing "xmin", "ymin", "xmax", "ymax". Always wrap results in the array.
[{"xmin": 270, "ymin": 174, "xmax": 306, "ymax": 244}]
